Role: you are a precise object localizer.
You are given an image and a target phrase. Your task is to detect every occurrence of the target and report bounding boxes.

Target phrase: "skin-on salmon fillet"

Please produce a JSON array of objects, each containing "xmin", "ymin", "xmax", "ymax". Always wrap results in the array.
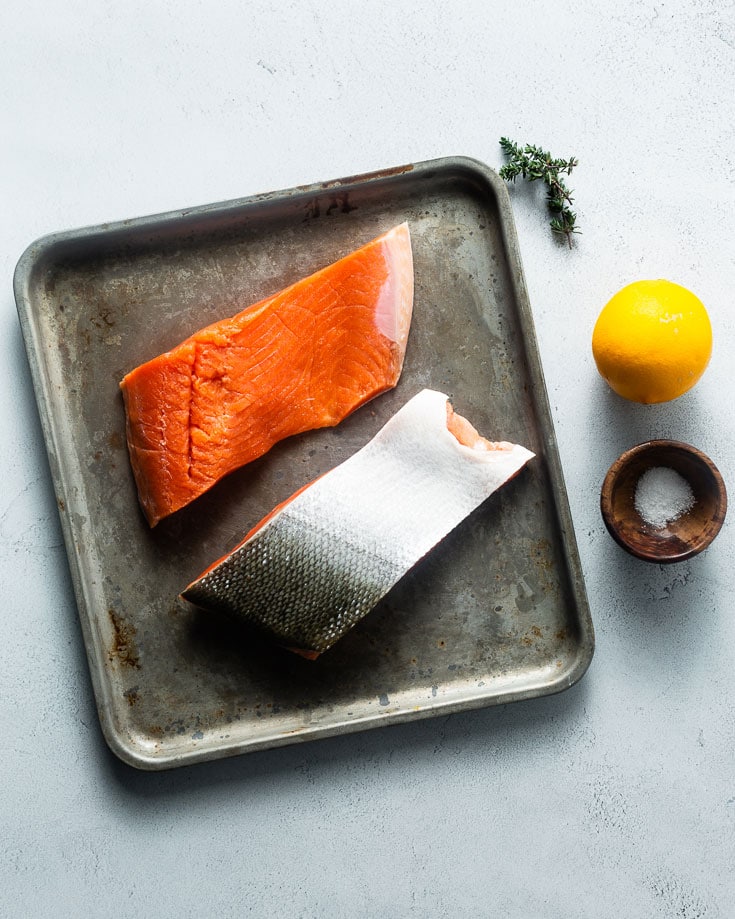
[
  {"xmin": 181, "ymin": 389, "xmax": 534, "ymax": 658},
  {"xmin": 120, "ymin": 223, "xmax": 414, "ymax": 526}
]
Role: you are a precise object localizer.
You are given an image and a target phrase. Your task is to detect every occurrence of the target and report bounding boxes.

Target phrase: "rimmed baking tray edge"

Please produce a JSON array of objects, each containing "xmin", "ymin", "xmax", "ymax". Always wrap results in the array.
[{"xmin": 14, "ymin": 156, "xmax": 594, "ymax": 770}]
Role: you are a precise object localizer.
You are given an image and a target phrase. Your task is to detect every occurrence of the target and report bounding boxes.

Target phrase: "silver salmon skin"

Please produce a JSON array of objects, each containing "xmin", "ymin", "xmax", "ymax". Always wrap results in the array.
[{"xmin": 181, "ymin": 388, "xmax": 534, "ymax": 657}]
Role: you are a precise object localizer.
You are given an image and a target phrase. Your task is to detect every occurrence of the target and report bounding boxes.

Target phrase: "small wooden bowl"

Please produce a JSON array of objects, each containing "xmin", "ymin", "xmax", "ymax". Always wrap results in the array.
[{"xmin": 600, "ymin": 440, "xmax": 727, "ymax": 563}]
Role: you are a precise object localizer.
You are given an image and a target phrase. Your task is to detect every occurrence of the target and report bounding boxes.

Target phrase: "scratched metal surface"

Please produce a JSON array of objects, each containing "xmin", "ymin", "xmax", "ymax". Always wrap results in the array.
[{"xmin": 14, "ymin": 156, "xmax": 593, "ymax": 770}]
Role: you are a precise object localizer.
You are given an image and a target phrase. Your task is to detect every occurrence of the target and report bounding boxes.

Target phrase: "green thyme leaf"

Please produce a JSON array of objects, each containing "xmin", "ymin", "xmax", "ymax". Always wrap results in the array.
[{"xmin": 499, "ymin": 137, "xmax": 580, "ymax": 247}]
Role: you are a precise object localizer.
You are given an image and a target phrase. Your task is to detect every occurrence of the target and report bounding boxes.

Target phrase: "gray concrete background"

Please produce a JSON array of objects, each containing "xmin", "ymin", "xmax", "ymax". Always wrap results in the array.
[{"xmin": 2, "ymin": 1, "xmax": 734, "ymax": 916}]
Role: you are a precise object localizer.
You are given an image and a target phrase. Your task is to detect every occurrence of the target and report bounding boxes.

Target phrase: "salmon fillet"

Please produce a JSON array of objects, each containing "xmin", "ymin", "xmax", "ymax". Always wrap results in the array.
[
  {"xmin": 181, "ymin": 389, "xmax": 534, "ymax": 658},
  {"xmin": 120, "ymin": 223, "xmax": 414, "ymax": 526}
]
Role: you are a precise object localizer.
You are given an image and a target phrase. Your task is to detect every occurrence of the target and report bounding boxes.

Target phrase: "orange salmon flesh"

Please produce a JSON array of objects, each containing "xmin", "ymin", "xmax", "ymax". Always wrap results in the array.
[{"xmin": 120, "ymin": 223, "xmax": 414, "ymax": 526}]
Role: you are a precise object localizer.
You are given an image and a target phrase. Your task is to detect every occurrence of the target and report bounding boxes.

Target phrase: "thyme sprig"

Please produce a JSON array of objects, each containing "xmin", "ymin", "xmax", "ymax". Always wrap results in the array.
[{"xmin": 499, "ymin": 137, "xmax": 580, "ymax": 247}]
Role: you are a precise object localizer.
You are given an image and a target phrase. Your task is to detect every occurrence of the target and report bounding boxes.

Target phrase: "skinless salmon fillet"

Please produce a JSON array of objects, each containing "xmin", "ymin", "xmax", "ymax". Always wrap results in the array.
[
  {"xmin": 181, "ymin": 389, "xmax": 535, "ymax": 658},
  {"xmin": 120, "ymin": 223, "xmax": 414, "ymax": 526}
]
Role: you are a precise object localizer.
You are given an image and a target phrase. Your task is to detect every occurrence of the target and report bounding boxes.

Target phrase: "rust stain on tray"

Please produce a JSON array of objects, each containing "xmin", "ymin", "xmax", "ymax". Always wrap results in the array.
[
  {"xmin": 318, "ymin": 163, "xmax": 415, "ymax": 190},
  {"xmin": 108, "ymin": 607, "xmax": 140, "ymax": 669}
]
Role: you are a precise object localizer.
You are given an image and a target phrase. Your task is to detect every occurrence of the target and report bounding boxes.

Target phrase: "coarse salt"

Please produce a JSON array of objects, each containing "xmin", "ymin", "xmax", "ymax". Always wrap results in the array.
[{"xmin": 634, "ymin": 466, "xmax": 695, "ymax": 528}]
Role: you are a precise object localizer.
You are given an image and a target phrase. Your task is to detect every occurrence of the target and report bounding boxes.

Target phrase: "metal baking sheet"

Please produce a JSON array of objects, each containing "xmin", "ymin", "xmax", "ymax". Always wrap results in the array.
[{"xmin": 14, "ymin": 156, "xmax": 594, "ymax": 770}]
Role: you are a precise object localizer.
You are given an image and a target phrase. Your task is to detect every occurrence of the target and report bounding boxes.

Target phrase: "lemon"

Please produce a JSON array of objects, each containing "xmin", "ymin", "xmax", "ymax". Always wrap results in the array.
[{"xmin": 591, "ymin": 279, "xmax": 712, "ymax": 404}]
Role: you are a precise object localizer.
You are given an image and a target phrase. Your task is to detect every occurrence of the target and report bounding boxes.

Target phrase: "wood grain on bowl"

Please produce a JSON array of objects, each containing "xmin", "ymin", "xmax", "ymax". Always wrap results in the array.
[{"xmin": 600, "ymin": 440, "xmax": 727, "ymax": 563}]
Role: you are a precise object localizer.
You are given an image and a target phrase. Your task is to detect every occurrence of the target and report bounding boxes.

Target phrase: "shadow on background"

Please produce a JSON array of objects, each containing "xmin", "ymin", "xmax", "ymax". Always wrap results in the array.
[
  {"xmin": 99, "ymin": 669, "xmax": 594, "ymax": 802},
  {"xmin": 582, "ymin": 372, "xmax": 729, "ymax": 699},
  {"xmin": 7, "ymin": 303, "xmax": 597, "ymax": 805},
  {"xmin": 15, "ymin": 294, "xmax": 711, "ymax": 806}
]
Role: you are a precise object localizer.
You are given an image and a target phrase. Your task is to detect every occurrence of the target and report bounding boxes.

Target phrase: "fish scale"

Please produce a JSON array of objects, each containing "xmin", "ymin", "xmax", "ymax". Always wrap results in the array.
[
  {"xmin": 186, "ymin": 514, "xmax": 404, "ymax": 653},
  {"xmin": 182, "ymin": 389, "xmax": 534, "ymax": 657}
]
